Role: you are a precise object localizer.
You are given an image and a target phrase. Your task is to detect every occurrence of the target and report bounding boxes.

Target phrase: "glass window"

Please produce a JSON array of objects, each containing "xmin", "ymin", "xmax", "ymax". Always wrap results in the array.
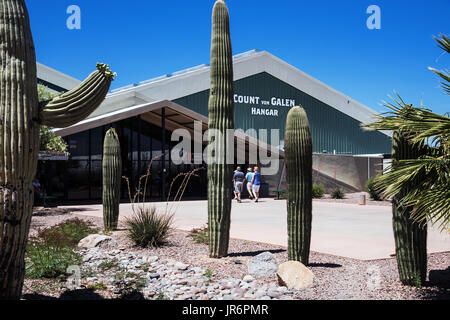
[
  {"xmin": 67, "ymin": 131, "xmax": 89, "ymax": 160},
  {"xmin": 90, "ymin": 127, "xmax": 104, "ymax": 161}
]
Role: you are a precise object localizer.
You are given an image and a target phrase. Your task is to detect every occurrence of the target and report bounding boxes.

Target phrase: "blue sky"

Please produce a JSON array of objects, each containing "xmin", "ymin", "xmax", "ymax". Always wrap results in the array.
[{"xmin": 27, "ymin": 0, "xmax": 449, "ymax": 115}]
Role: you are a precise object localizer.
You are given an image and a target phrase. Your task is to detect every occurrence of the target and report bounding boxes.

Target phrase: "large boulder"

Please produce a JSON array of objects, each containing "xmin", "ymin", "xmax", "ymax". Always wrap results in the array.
[
  {"xmin": 247, "ymin": 252, "xmax": 278, "ymax": 276},
  {"xmin": 78, "ymin": 234, "xmax": 117, "ymax": 249},
  {"xmin": 277, "ymin": 261, "xmax": 314, "ymax": 290}
]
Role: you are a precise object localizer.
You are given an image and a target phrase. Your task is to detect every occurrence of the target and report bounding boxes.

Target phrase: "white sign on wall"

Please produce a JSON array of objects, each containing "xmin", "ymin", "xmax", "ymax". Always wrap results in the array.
[{"xmin": 234, "ymin": 94, "xmax": 296, "ymax": 117}]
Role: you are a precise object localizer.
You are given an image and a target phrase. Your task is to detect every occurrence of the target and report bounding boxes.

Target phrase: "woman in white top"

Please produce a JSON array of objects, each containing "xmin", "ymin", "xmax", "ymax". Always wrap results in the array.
[{"xmin": 244, "ymin": 168, "xmax": 254, "ymax": 200}]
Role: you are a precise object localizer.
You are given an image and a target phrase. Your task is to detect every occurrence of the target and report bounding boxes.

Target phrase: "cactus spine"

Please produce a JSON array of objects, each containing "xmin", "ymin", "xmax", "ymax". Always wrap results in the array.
[
  {"xmin": 392, "ymin": 131, "xmax": 427, "ymax": 286},
  {"xmin": 285, "ymin": 106, "xmax": 313, "ymax": 264},
  {"xmin": 0, "ymin": 0, "xmax": 114, "ymax": 299},
  {"xmin": 207, "ymin": 0, "xmax": 235, "ymax": 258},
  {"xmin": 103, "ymin": 128, "xmax": 122, "ymax": 231}
]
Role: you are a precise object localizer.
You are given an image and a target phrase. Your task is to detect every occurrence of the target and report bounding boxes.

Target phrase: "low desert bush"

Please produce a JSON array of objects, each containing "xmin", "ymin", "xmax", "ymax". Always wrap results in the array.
[
  {"xmin": 26, "ymin": 239, "xmax": 81, "ymax": 279},
  {"xmin": 25, "ymin": 218, "xmax": 97, "ymax": 279},
  {"xmin": 189, "ymin": 225, "xmax": 209, "ymax": 244},
  {"xmin": 125, "ymin": 206, "xmax": 173, "ymax": 248},
  {"xmin": 331, "ymin": 188, "xmax": 345, "ymax": 199},
  {"xmin": 366, "ymin": 177, "xmax": 384, "ymax": 201},
  {"xmin": 37, "ymin": 218, "xmax": 99, "ymax": 248},
  {"xmin": 312, "ymin": 183, "xmax": 325, "ymax": 199}
]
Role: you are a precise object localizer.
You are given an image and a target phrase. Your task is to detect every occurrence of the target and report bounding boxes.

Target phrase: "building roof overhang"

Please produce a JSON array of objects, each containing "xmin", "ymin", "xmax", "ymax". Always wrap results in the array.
[{"xmin": 54, "ymin": 99, "xmax": 284, "ymax": 160}]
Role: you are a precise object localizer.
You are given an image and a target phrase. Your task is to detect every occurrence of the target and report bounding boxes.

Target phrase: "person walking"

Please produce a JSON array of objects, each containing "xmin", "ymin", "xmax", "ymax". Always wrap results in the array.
[
  {"xmin": 233, "ymin": 167, "xmax": 245, "ymax": 203},
  {"xmin": 251, "ymin": 167, "xmax": 261, "ymax": 203},
  {"xmin": 245, "ymin": 168, "xmax": 255, "ymax": 200},
  {"xmin": 233, "ymin": 168, "xmax": 238, "ymax": 200}
]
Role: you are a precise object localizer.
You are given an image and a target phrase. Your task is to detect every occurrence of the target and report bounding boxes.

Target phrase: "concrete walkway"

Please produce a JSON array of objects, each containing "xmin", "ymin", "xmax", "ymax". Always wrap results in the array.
[{"xmin": 64, "ymin": 199, "xmax": 450, "ymax": 260}]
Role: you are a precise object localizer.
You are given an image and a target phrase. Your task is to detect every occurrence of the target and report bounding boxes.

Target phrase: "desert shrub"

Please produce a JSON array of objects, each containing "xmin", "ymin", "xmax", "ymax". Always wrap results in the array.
[
  {"xmin": 125, "ymin": 206, "xmax": 173, "ymax": 248},
  {"xmin": 312, "ymin": 183, "xmax": 325, "ymax": 198},
  {"xmin": 37, "ymin": 218, "xmax": 99, "ymax": 248},
  {"xmin": 331, "ymin": 188, "xmax": 345, "ymax": 199},
  {"xmin": 366, "ymin": 177, "xmax": 383, "ymax": 201},
  {"xmin": 26, "ymin": 238, "xmax": 82, "ymax": 279},
  {"xmin": 25, "ymin": 218, "xmax": 97, "ymax": 279},
  {"xmin": 189, "ymin": 225, "xmax": 209, "ymax": 244}
]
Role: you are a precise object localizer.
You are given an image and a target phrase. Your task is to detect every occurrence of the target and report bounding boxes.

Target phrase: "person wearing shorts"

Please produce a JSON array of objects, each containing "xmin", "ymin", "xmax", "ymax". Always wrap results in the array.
[
  {"xmin": 245, "ymin": 168, "xmax": 254, "ymax": 200},
  {"xmin": 233, "ymin": 167, "xmax": 245, "ymax": 203},
  {"xmin": 251, "ymin": 167, "xmax": 261, "ymax": 203}
]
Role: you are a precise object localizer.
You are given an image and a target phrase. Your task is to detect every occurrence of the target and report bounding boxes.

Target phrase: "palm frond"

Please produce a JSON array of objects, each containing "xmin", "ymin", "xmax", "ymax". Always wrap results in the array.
[
  {"xmin": 374, "ymin": 156, "xmax": 450, "ymax": 231},
  {"xmin": 363, "ymin": 95, "xmax": 450, "ymax": 145},
  {"xmin": 429, "ymin": 67, "xmax": 450, "ymax": 95},
  {"xmin": 364, "ymin": 34, "xmax": 450, "ymax": 233},
  {"xmin": 434, "ymin": 34, "xmax": 450, "ymax": 54}
]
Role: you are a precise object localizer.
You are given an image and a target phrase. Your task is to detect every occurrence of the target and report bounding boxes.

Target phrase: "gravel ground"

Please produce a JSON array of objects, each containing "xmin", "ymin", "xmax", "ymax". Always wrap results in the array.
[{"xmin": 23, "ymin": 207, "xmax": 449, "ymax": 300}]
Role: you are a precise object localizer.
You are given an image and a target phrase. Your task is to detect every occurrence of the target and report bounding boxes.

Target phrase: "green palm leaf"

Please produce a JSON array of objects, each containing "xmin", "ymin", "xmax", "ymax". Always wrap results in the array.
[{"xmin": 363, "ymin": 34, "xmax": 450, "ymax": 232}]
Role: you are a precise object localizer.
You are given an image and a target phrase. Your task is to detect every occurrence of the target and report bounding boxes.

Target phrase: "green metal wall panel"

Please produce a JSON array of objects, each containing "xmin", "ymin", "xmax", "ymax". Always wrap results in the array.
[{"xmin": 174, "ymin": 72, "xmax": 391, "ymax": 155}]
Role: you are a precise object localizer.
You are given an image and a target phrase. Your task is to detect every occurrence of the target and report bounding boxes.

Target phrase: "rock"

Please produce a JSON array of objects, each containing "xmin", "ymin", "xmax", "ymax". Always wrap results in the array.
[
  {"xmin": 277, "ymin": 261, "xmax": 314, "ymax": 290},
  {"xmin": 255, "ymin": 289, "xmax": 267, "ymax": 299},
  {"xmin": 242, "ymin": 275, "xmax": 254, "ymax": 283},
  {"xmin": 233, "ymin": 258, "xmax": 243, "ymax": 265},
  {"xmin": 146, "ymin": 256, "xmax": 158, "ymax": 263},
  {"xmin": 267, "ymin": 289, "xmax": 279, "ymax": 299},
  {"xmin": 247, "ymin": 252, "xmax": 278, "ymax": 276},
  {"xmin": 277, "ymin": 286, "xmax": 288, "ymax": 293},
  {"xmin": 149, "ymin": 273, "xmax": 161, "ymax": 279},
  {"xmin": 175, "ymin": 262, "xmax": 189, "ymax": 270},
  {"xmin": 78, "ymin": 234, "xmax": 116, "ymax": 249}
]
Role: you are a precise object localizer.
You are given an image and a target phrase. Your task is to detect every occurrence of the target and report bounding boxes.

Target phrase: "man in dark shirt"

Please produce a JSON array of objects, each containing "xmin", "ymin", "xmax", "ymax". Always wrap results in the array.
[{"xmin": 233, "ymin": 167, "xmax": 245, "ymax": 203}]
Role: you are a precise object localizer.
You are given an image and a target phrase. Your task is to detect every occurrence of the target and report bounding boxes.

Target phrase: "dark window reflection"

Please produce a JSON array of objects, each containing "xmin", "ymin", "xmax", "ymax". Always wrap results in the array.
[{"xmin": 45, "ymin": 113, "xmax": 207, "ymax": 202}]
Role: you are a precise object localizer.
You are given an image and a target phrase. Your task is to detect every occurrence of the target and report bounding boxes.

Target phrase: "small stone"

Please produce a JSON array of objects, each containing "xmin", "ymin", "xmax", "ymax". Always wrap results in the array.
[
  {"xmin": 175, "ymin": 262, "xmax": 189, "ymax": 270},
  {"xmin": 149, "ymin": 273, "xmax": 160, "ymax": 279},
  {"xmin": 255, "ymin": 289, "xmax": 267, "ymax": 298},
  {"xmin": 233, "ymin": 258, "xmax": 243, "ymax": 265},
  {"xmin": 277, "ymin": 286, "xmax": 288, "ymax": 293},
  {"xmin": 284, "ymin": 290, "xmax": 294, "ymax": 295},
  {"xmin": 231, "ymin": 288, "xmax": 244, "ymax": 296},
  {"xmin": 267, "ymin": 290, "xmax": 279, "ymax": 299},
  {"xmin": 242, "ymin": 275, "xmax": 254, "ymax": 283},
  {"xmin": 147, "ymin": 256, "xmax": 159, "ymax": 263},
  {"xmin": 239, "ymin": 282, "xmax": 250, "ymax": 290},
  {"xmin": 244, "ymin": 293, "xmax": 255, "ymax": 299}
]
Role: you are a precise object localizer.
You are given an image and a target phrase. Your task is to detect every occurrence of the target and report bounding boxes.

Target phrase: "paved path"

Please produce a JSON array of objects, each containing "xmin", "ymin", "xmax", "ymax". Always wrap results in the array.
[{"xmin": 64, "ymin": 199, "xmax": 450, "ymax": 260}]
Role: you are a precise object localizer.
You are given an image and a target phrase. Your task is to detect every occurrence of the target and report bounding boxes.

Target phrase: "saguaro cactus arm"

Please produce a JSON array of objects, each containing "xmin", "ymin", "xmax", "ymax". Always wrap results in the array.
[{"xmin": 39, "ymin": 63, "xmax": 116, "ymax": 128}]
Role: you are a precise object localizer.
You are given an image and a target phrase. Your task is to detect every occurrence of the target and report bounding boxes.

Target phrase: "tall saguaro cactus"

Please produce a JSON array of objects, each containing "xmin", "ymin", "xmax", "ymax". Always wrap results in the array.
[
  {"xmin": 285, "ymin": 106, "xmax": 313, "ymax": 264},
  {"xmin": 207, "ymin": 0, "xmax": 235, "ymax": 258},
  {"xmin": 0, "ymin": 0, "xmax": 115, "ymax": 299},
  {"xmin": 392, "ymin": 131, "xmax": 427, "ymax": 286},
  {"xmin": 103, "ymin": 128, "xmax": 122, "ymax": 231}
]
